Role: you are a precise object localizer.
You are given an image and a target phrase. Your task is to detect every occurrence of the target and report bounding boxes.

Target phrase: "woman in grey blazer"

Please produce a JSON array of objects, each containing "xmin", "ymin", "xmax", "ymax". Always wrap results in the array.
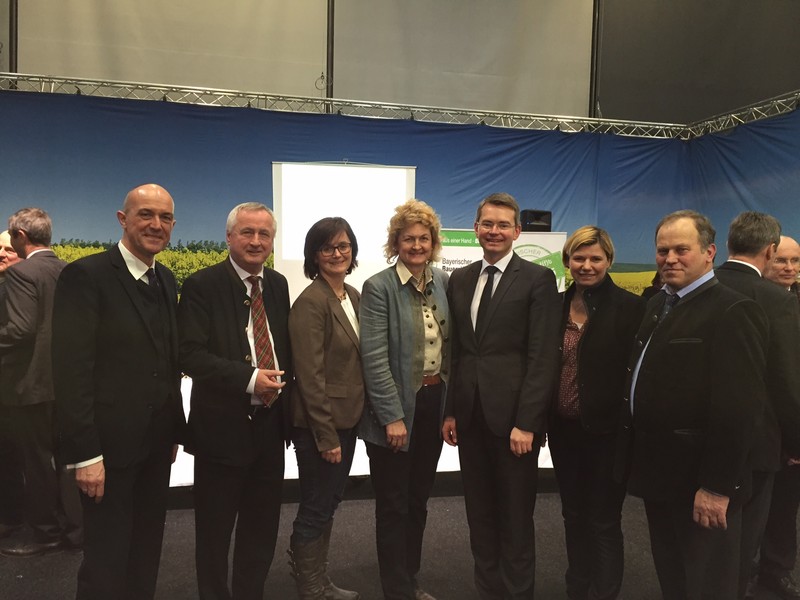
[
  {"xmin": 288, "ymin": 217, "xmax": 363, "ymax": 600},
  {"xmin": 359, "ymin": 200, "xmax": 450, "ymax": 600}
]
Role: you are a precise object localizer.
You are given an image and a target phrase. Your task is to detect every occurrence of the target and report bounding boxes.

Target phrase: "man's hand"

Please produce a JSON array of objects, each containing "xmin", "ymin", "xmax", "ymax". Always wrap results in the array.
[
  {"xmin": 254, "ymin": 369, "xmax": 286, "ymax": 396},
  {"xmin": 509, "ymin": 427, "xmax": 534, "ymax": 457},
  {"xmin": 385, "ymin": 419, "xmax": 408, "ymax": 452},
  {"xmin": 76, "ymin": 461, "xmax": 106, "ymax": 503},
  {"xmin": 442, "ymin": 417, "xmax": 458, "ymax": 447},
  {"xmin": 321, "ymin": 447, "xmax": 342, "ymax": 464},
  {"xmin": 693, "ymin": 488, "xmax": 729, "ymax": 530}
]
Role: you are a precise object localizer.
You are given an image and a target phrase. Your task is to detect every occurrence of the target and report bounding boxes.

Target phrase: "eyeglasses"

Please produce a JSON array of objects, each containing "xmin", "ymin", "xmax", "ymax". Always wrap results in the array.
[
  {"xmin": 319, "ymin": 243, "xmax": 352, "ymax": 257},
  {"xmin": 477, "ymin": 221, "xmax": 515, "ymax": 232}
]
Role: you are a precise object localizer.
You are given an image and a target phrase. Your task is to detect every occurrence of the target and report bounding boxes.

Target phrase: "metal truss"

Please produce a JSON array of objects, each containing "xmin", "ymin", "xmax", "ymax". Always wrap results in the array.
[{"xmin": 1, "ymin": 72, "xmax": 797, "ymax": 140}]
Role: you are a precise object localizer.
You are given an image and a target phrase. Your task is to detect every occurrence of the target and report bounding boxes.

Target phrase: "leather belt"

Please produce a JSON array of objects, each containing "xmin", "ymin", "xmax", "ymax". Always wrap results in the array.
[{"xmin": 422, "ymin": 373, "xmax": 442, "ymax": 386}]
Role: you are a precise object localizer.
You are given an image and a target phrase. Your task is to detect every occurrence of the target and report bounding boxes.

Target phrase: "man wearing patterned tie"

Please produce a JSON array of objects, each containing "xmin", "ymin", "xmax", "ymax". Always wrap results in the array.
[
  {"xmin": 178, "ymin": 202, "xmax": 292, "ymax": 600},
  {"xmin": 624, "ymin": 210, "xmax": 768, "ymax": 599}
]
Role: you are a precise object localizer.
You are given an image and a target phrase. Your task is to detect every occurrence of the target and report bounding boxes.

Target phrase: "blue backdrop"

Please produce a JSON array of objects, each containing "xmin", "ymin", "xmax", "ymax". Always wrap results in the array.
[{"xmin": 2, "ymin": 90, "xmax": 799, "ymax": 265}]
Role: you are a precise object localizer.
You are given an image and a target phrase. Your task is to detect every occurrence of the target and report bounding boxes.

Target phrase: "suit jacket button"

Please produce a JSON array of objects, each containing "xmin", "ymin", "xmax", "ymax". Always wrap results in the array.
[
  {"xmin": 244, "ymin": 299, "xmax": 251, "ymax": 306},
  {"xmin": 637, "ymin": 340, "xmax": 644, "ymax": 347},
  {"xmin": 245, "ymin": 354, "xmax": 252, "ymax": 362},
  {"xmin": 152, "ymin": 372, "xmax": 158, "ymax": 377}
]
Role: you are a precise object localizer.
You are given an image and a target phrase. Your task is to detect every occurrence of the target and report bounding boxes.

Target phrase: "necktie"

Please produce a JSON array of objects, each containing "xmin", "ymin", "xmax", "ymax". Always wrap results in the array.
[
  {"xmin": 146, "ymin": 267, "xmax": 160, "ymax": 289},
  {"xmin": 476, "ymin": 265, "xmax": 499, "ymax": 333},
  {"xmin": 248, "ymin": 275, "xmax": 279, "ymax": 406},
  {"xmin": 658, "ymin": 293, "xmax": 679, "ymax": 322}
]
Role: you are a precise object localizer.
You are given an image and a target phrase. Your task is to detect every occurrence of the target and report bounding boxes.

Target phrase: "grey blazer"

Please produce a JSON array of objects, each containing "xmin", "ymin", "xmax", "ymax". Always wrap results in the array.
[
  {"xmin": 358, "ymin": 264, "xmax": 450, "ymax": 451},
  {"xmin": 0, "ymin": 250, "xmax": 67, "ymax": 407}
]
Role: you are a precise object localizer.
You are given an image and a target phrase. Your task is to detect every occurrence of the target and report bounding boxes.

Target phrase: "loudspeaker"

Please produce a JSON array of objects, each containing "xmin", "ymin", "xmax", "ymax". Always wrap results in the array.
[{"xmin": 520, "ymin": 209, "xmax": 552, "ymax": 232}]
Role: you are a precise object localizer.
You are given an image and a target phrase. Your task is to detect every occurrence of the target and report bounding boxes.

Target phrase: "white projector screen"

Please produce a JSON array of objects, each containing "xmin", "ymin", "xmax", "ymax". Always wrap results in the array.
[{"xmin": 273, "ymin": 162, "xmax": 416, "ymax": 302}]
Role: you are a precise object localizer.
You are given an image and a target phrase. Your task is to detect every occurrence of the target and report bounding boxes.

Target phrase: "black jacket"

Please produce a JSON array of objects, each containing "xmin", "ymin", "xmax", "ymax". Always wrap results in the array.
[{"xmin": 555, "ymin": 275, "xmax": 645, "ymax": 435}]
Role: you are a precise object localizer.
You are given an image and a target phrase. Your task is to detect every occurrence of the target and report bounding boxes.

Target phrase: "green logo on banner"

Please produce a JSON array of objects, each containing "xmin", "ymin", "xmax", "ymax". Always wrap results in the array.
[{"xmin": 515, "ymin": 244, "xmax": 565, "ymax": 289}]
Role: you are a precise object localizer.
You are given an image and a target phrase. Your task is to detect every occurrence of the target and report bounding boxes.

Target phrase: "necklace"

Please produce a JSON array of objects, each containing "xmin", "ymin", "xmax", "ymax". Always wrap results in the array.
[{"xmin": 338, "ymin": 290, "xmax": 348, "ymax": 302}]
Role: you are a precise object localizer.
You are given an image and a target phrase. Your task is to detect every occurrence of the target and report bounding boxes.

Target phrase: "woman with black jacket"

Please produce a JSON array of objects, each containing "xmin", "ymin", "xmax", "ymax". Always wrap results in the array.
[{"xmin": 549, "ymin": 226, "xmax": 646, "ymax": 600}]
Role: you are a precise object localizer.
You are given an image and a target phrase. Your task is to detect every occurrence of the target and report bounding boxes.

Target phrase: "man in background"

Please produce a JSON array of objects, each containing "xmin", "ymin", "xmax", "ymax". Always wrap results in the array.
[
  {"xmin": 53, "ymin": 184, "xmax": 184, "ymax": 599},
  {"xmin": 0, "ymin": 229, "xmax": 24, "ymax": 541},
  {"xmin": 0, "ymin": 230, "xmax": 25, "ymax": 539},
  {"xmin": 0, "ymin": 210, "xmax": 79, "ymax": 557},
  {"xmin": 757, "ymin": 235, "xmax": 800, "ymax": 599},
  {"xmin": 713, "ymin": 214, "xmax": 800, "ymax": 600},
  {"xmin": 178, "ymin": 202, "xmax": 292, "ymax": 600}
]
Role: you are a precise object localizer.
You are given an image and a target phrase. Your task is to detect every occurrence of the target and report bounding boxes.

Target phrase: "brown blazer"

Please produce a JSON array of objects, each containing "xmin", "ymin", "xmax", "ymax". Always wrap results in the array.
[{"xmin": 289, "ymin": 277, "xmax": 364, "ymax": 452}]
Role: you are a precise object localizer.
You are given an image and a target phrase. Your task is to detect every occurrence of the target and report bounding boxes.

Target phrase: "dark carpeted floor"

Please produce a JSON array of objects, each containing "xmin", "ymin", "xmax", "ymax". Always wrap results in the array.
[{"xmin": 0, "ymin": 485, "xmax": 795, "ymax": 599}]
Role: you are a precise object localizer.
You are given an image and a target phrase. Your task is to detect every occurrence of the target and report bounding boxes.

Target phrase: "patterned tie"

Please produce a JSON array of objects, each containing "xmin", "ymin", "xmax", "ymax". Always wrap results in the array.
[
  {"xmin": 248, "ymin": 276, "xmax": 279, "ymax": 406},
  {"xmin": 146, "ymin": 267, "xmax": 160, "ymax": 289},
  {"xmin": 476, "ymin": 265, "xmax": 499, "ymax": 333},
  {"xmin": 658, "ymin": 293, "xmax": 679, "ymax": 322}
]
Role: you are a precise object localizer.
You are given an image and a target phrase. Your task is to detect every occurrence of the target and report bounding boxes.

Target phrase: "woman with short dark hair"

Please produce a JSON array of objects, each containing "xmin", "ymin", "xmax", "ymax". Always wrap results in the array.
[{"xmin": 288, "ymin": 217, "xmax": 363, "ymax": 600}]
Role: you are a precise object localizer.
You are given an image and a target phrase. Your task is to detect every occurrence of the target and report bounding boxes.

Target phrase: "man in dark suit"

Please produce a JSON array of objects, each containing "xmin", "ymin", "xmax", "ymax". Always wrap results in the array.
[
  {"xmin": 758, "ymin": 235, "xmax": 800, "ymax": 600},
  {"xmin": 0, "ymin": 209, "xmax": 79, "ymax": 557},
  {"xmin": 442, "ymin": 192, "xmax": 561, "ymax": 600},
  {"xmin": 178, "ymin": 202, "xmax": 292, "ymax": 600},
  {"xmin": 53, "ymin": 184, "xmax": 184, "ymax": 599},
  {"xmin": 0, "ymin": 229, "xmax": 24, "ymax": 541},
  {"xmin": 626, "ymin": 210, "xmax": 767, "ymax": 599},
  {"xmin": 714, "ymin": 214, "xmax": 800, "ymax": 600}
]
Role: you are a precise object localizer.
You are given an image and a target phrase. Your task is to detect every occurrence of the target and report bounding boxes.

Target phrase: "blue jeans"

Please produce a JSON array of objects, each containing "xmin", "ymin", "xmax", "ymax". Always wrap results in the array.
[{"xmin": 291, "ymin": 426, "xmax": 357, "ymax": 543}]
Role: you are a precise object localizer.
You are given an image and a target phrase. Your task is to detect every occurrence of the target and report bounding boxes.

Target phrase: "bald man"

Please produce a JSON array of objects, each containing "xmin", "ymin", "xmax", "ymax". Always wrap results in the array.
[
  {"xmin": 757, "ymin": 236, "xmax": 800, "ymax": 600},
  {"xmin": 53, "ymin": 184, "xmax": 185, "ymax": 600}
]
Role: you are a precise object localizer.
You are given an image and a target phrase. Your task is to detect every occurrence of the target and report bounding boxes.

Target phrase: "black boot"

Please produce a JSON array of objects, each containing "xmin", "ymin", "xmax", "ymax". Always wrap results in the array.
[
  {"xmin": 288, "ymin": 535, "xmax": 327, "ymax": 600},
  {"xmin": 320, "ymin": 520, "xmax": 360, "ymax": 600}
]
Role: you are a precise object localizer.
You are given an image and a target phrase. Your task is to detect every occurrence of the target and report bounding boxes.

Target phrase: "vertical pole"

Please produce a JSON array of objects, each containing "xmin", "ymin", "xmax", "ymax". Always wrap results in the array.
[
  {"xmin": 9, "ymin": 0, "xmax": 19, "ymax": 73},
  {"xmin": 325, "ymin": 0, "xmax": 335, "ymax": 113},
  {"xmin": 588, "ymin": 0, "xmax": 603, "ymax": 118}
]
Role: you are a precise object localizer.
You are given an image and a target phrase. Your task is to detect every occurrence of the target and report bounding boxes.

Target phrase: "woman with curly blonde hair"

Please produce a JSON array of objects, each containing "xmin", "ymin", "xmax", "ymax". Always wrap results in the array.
[{"xmin": 359, "ymin": 199, "xmax": 450, "ymax": 600}]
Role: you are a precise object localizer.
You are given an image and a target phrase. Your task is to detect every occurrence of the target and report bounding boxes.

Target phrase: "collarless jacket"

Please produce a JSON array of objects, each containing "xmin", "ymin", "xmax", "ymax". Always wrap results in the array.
[
  {"xmin": 358, "ymin": 265, "xmax": 450, "ymax": 451},
  {"xmin": 624, "ymin": 278, "xmax": 768, "ymax": 505},
  {"xmin": 556, "ymin": 275, "xmax": 645, "ymax": 434},
  {"xmin": 289, "ymin": 276, "xmax": 364, "ymax": 452}
]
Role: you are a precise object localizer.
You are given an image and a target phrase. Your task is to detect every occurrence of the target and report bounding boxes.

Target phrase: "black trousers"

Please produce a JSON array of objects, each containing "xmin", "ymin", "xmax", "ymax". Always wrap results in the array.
[
  {"xmin": 549, "ymin": 416, "xmax": 626, "ymax": 600},
  {"xmin": 10, "ymin": 402, "xmax": 82, "ymax": 542},
  {"xmin": 458, "ymin": 396, "xmax": 539, "ymax": 600},
  {"xmin": 194, "ymin": 405, "xmax": 285, "ymax": 600},
  {"xmin": 737, "ymin": 470, "xmax": 774, "ymax": 597},
  {"xmin": 76, "ymin": 408, "xmax": 173, "ymax": 600},
  {"xmin": 761, "ymin": 464, "xmax": 800, "ymax": 576},
  {"xmin": 645, "ymin": 498, "xmax": 742, "ymax": 600},
  {"xmin": 0, "ymin": 404, "xmax": 24, "ymax": 527},
  {"xmin": 365, "ymin": 383, "xmax": 443, "ymax": 600}
]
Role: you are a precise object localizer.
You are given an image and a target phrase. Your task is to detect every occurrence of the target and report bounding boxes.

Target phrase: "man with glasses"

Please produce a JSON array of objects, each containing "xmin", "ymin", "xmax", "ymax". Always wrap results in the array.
[{"xmin": 443, "ymin": 192, "xmax": 561, "ymax": 599}]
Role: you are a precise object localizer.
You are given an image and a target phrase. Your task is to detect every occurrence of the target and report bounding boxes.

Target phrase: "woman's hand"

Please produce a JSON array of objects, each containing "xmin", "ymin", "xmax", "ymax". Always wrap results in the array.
[{"xmin": 385, "ymin": 419, "xmax": 408, "ymax": 452}]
